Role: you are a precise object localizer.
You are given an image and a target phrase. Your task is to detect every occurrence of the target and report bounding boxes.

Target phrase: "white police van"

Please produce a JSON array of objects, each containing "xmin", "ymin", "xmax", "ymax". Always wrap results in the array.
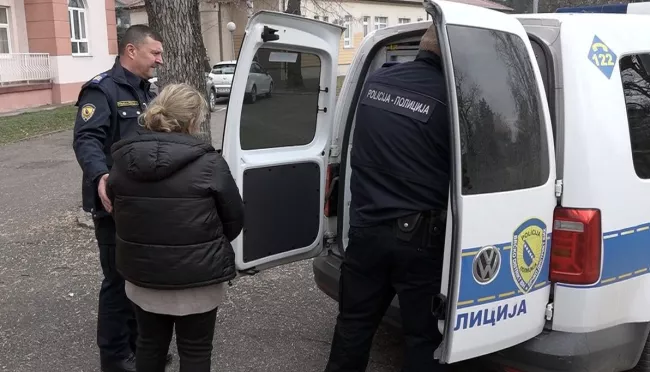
[{"xmin": 220, "ymin": 1, "xmax": 650, "ymax": 371}]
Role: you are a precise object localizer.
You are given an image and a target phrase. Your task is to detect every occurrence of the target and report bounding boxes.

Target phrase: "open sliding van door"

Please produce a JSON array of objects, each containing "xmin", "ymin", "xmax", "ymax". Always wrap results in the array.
[
  {"xmin": 221, "ymin": 11, "xmax": 344, "ymax": 273},
  {"xmin": 425, "ymin": 0, "xmax": 558, "ymax": 364}
]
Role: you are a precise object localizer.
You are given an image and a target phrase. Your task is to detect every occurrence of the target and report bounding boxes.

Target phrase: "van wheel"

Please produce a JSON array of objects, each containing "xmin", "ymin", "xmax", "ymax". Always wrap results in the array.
[{"xmin": 629, "ymin": 335, "xmax": 650, "ymax": 371}]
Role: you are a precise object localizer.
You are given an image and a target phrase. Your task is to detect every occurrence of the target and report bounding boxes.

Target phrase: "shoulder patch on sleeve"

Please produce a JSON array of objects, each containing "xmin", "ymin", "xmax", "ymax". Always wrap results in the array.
[
  {"xmin": 80, "ymin": 103, "xmax": 96, "ymax": 122},
  {"xmin": 360, "ymin": 82, "xmax": 438, "ymax": 123}
]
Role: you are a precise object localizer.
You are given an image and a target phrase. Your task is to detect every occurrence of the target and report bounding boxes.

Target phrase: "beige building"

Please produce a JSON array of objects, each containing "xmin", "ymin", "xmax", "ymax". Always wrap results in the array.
[
  {"xmin": 302, "ymin": 0, "xmax": 512, "ymax": 74},
  {"xmin": 120, "ymin": 0, "xmax": 510, "ymax": 75},
  {"xmin": 119, "ymin": 0, "xmax": 272, "ymax": 67}
]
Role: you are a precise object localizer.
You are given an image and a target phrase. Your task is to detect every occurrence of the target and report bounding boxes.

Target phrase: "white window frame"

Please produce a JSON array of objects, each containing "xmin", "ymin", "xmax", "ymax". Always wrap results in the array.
[
  {"xmin": 0, "ymin": 7, "xmax": 11, "ymax": 54},
  {"xmin": 362, "ymin": 16, "xmax": 370, "ymax": 36},
  {"xmin": 374, "ymin": 16, "xmax": 387, "ymax": 30},
  {"xmin": 343, "ymin": 15, "xmax": 352, "ymax": 48},
  {"xmin": 68, "ymin": 0, "xmax": 89, "ymax": 56},
  {"xmin": 398, "ymin": 18, "xmax": 411, "ymax": 24}
]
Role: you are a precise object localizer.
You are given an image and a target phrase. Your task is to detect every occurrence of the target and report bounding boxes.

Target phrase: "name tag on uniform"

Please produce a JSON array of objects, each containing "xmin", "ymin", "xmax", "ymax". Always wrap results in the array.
[
  {"xmin": 117, "ymin": 100, "xmax": 139, "ymax": 107},
  {"xmin": 360, "ymin": 82, "xmax": 437, "ymax": 123}
]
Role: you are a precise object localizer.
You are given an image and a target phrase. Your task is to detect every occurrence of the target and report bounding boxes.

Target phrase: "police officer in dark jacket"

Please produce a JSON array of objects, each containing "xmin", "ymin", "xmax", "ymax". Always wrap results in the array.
[
  {"xmin": 72, "ymin": 24, "xmax": 164, "ymax": 372},
  {"xmin": 324, "ymin": 24, "xmax": 451, "ymax": 372}
]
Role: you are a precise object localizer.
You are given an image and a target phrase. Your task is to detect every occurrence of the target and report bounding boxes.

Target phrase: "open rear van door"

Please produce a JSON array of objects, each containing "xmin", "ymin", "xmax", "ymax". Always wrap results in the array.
[
  {"xmin": 221, "ymin": 11, "xmax": 344, "ymax": 273},
  {"xmin": 425, "ymin": 0, "xmax": 557, "ymax": 363}
]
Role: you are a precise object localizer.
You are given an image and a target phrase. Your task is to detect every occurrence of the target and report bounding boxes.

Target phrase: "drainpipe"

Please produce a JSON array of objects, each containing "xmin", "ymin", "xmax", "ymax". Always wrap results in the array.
[{"xmin": 218, "ymin": 2, "xmax": 224, "ymax": 62}]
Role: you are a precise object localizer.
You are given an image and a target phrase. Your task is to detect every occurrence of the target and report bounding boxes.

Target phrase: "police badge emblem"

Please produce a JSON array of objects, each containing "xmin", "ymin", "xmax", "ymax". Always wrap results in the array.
[
  {"xmin": 511, "ymin": 218, "xmax": 547, "ymax": 293},
  {"xmin": 81, "ymin": 104, "xmax": 96, "ymax": 122}
]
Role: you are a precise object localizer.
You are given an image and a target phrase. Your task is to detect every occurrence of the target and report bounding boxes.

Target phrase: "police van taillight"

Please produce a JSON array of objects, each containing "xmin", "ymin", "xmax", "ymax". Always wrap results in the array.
[{"xmin": 549, "ymin": 207, "xmax": 602, "ymax": 285}]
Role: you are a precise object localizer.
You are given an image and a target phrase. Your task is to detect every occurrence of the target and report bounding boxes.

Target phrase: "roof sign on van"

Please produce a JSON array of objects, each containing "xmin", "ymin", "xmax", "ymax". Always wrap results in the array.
[{"xmin": 587, "ymin": 35, "xmax": 617, "ymax": 79}]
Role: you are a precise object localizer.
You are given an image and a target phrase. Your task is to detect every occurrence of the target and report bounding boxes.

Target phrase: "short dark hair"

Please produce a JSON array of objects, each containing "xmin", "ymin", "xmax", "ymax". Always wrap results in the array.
[{"xmin": 119, "ymin": 24, "xmax": 163, "ymax": 55}]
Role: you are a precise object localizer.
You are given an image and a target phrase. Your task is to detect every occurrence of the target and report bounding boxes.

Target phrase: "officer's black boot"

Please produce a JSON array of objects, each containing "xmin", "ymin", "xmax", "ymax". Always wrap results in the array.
[{"xmin": 101, "ymin": 353, "xmax": 136, "ymax": 372}]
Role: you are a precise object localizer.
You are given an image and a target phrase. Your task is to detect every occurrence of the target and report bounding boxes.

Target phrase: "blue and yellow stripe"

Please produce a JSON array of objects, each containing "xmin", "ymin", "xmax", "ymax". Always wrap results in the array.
[{"xmin": 456, "ymin": 221, "xmax": 650, "ymax": 309}]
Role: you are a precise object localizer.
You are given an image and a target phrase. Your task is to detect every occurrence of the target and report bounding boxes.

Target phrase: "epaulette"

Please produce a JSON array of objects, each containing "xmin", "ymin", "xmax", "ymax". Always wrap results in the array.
[{"xmin": 89, "ymin": 73, "xmax": 108, "ymax": 84}]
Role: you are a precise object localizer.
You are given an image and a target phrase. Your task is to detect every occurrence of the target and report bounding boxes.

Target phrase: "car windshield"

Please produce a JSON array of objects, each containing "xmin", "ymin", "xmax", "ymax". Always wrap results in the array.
[{"xmin": 212, "ymin": 65, "xmax": 236, "ymax": 75}]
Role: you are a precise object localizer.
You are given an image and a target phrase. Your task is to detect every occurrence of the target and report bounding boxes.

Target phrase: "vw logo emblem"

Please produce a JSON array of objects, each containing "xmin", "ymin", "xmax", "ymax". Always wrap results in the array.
[{"xmin": 472, "ymin": 246, "xmax": 501, "ymax": 285}]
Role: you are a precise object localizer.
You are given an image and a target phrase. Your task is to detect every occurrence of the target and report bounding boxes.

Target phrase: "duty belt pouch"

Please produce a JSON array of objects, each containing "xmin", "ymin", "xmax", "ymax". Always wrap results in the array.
[{"xmin": 395, "ymin": 212, "xmax": 422, "ymax": 242}]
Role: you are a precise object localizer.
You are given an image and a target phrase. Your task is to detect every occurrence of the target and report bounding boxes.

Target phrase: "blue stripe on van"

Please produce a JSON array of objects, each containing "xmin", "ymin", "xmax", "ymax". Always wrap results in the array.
[
  {"xmin": 457, "ymin": 222, "xmax": 650, "ymax": 309},
  {"xmin": 558, "ymin": 222, "xmax": 650, "ymax": 289}
]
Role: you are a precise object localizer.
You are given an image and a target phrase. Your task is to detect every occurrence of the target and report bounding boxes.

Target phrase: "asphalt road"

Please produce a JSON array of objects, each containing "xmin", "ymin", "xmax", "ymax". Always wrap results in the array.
[{"xmin": 0, "ymin": 100, "xmax": 485, "ymax": 372}]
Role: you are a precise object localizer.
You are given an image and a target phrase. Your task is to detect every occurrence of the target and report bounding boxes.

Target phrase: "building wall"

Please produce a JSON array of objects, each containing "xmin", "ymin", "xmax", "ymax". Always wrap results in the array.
[
  {"xmin": 48, "ymin": 0, "xmax": 116, "ymax": 104},
  {"xmin": 126, "ymin": 3, "xmax": 251, "ymax": 67},
  {"xmin": 0, "ymin": 0, "xmax": 117, "ymax": 112},
  {"xmin": 302, "ymin": 0, "xmax": 428, "ymax": 74},
  {"xmin": 0, "ymin": 0, "xmax": 29, "ymax": 53},
  {"xmin": 129, "ymin": 7, "xmax": 146, "ymax": 25}
]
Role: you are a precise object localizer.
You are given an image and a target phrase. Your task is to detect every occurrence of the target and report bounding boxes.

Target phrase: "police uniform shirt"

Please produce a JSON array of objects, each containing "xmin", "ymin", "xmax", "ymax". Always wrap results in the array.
[
  {"xmin": 349, "ymin": 50, "xmax": 450, "ymax": 227},
  {"xmin": 73, "ymin": 60, "xmax": 155, "ymax": 215}
]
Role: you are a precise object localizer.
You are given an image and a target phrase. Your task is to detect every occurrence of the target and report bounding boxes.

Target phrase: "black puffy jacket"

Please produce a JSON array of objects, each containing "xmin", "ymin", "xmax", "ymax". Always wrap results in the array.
[{"xmin": 107, "ymin": 129, "xmax": 244, "ymax": 290}]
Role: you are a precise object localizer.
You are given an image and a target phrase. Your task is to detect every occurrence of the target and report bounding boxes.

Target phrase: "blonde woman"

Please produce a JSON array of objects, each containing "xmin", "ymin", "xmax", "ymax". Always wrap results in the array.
[{"xmin": 106, "ymin": 83, "xmax": 244, "ymax": 372}]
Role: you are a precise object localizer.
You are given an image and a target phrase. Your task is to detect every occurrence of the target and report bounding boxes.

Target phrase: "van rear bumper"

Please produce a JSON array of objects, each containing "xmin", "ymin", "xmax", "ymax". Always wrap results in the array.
[
  {"xmin": 313, "ymin": 253, "xmax": 650, "ymax": 372},
  {"xmin": 488, "ymin": 322, "xmax": 649, "ymax": 372}
]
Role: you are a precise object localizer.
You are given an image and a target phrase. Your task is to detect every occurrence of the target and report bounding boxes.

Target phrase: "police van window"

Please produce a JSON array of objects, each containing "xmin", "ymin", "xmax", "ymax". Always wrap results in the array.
[
  {"xmin": 239, "ymin": 47, "xmax": 321, "ymax": 150},
  {"xmin": 621, "ymin": 54, "xmax": 650, "ymax": 179},
  {"xmin": 447, "ymin": 26, "xmax": 550, "ymax": 195}
]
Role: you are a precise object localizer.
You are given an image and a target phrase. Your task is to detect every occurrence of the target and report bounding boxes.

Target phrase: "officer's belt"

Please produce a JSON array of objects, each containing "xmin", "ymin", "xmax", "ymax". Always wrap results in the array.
[{"xmin": 385, "ymin": 210, "xmax": 446, "ymax": 248}]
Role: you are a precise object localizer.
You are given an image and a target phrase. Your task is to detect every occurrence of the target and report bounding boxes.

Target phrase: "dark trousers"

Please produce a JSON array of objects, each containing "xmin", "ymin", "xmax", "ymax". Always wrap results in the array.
[
  {"xmin": 133, "ymin": 305, "xmax": 217, "ymax": 372},
  {"xmin": 94, "ymin": 216, "xmax": 138, "ymax": 362},
  {"xmin": 325, "ymin": 218, "xmax": 449, "ymax": 372}
]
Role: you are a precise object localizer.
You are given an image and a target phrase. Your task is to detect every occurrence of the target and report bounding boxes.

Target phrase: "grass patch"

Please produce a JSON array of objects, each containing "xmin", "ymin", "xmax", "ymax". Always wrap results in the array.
[{"xmin": 0, "ymin": 105, "xmax": 77, "ymax": 145}]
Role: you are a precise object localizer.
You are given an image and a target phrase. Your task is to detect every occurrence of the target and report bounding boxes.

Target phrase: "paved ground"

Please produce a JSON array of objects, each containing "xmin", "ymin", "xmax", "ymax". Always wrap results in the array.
[{"xmin": 0, "ymin": 99, "xmax": 486, "ymax": 371}]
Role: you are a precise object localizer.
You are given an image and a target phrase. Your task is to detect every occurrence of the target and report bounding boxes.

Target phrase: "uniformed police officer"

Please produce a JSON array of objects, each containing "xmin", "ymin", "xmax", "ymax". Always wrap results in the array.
[
  {"xmin": 72, "ymin": 25, "xmax": 164, "ymax": 372},
  {"xmin": 324, "ymin": 24, "xmax": 451, "ymax": 372}
]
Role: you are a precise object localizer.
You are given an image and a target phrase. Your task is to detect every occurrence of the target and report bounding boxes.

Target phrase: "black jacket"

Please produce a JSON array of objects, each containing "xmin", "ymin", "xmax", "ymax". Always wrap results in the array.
[
  {"xmin": 349, "ymin": 50, "xmax": 450, "ymax": 227},
  {"xmin": 73, "ymin": 57, "xmax": 156, "ymax": 218},
  {"xmin": 107, "ymin": 130, "xmax": 244, "ymax": 290}
]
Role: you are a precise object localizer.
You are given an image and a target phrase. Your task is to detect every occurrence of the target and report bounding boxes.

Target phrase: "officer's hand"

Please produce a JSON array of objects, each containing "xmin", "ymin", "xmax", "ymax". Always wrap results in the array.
[{"xmin": 98, "ymin": 174, "xmax": 112, "ymax": 213}]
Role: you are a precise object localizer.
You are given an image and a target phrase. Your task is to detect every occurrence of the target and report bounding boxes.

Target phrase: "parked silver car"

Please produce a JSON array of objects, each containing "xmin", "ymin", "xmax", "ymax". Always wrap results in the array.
[
  {"xmin": 148, "ymin": 72, "xmax": 219, "ymax": 112},
  {"xmin": 209, "ymin": 60, "xmax": 274, "ymax": 104}
]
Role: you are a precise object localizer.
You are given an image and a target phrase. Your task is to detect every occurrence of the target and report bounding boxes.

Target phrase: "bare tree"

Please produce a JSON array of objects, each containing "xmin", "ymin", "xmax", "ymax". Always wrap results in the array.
[{"xmin": 145, "ymin": 0, "xmax": 212, "ymax": 144}]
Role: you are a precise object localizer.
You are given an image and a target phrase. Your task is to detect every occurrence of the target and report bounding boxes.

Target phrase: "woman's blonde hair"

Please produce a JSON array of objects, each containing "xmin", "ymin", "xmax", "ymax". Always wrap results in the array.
[{"xmin": 141, "ymin": 83, "xmax": 208, "ymax": 135}]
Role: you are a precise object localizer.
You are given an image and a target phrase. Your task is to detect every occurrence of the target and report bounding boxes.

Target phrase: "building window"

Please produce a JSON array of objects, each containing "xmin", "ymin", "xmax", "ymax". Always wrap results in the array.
[
  {"xmin": 417, "ymin": 17, "xmax": 423, "ymax": 22},
  {"xmin": 363, "ymin": 16, "xmax": 370, "ymax": 36},
  {"xmin": 374, "ymin": 16, "xmax": 387, "ymax": 30},
  {"xmin": 343, "ymin": 15, "xmax": 352, "ymax": 48},
  {"xmin": 314, "ymin": 15, "xmax": 319, "ymax": 20},
  {"xmin": 621, "ymin": 54, "xmax": 650, "ymax": 179},
  {"xmin": 398, "ymin": 18, "xmax": 411, "ymax": 24},
  {"xmin": 323, "ymin": 16, "xmax": 329, "ymax": 23},
  {"xmin": 0, "ymin": 7, "xmax": 10, "ymax": 54},
  {"xmin": 68, "ymin": 0, "xmax": 89, "ymax": 55}
]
